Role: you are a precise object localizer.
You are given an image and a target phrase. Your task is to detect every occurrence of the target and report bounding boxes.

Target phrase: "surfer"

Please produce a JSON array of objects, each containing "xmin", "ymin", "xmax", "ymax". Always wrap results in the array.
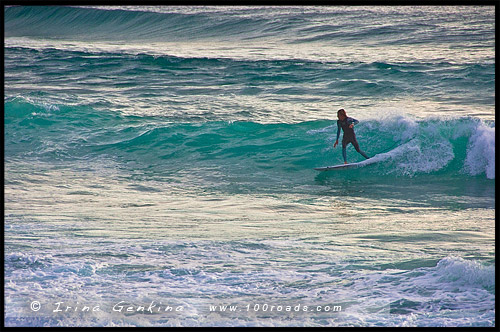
[{"xmin": 333, "ymin": 109, "xmax": 370, "ymax": 164}]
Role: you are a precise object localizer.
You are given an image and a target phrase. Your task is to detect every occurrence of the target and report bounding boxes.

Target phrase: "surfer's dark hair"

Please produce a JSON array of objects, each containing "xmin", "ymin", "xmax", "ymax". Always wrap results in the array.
[{"xmin": 337, "ymin": 109, "xmax": 346, "ymax": 117}]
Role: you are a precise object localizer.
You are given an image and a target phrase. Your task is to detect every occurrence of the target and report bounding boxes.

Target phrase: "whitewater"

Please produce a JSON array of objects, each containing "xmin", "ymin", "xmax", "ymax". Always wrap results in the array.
[{"xmin": 4, "ymin": 5, "xmax": 495, "ymax": 327}]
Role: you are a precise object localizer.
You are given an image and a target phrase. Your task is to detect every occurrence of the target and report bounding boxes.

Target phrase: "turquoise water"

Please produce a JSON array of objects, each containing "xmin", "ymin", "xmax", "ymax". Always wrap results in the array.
[{"xmin": 4, "ymin": 6, "xmax": 495, "ymax": 327}]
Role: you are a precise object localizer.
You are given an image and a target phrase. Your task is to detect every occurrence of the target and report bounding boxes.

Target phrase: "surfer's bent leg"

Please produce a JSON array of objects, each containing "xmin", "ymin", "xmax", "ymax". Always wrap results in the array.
[{"xmin": 352, "ymin": 139, "xmax": 370, "ymax": 159}]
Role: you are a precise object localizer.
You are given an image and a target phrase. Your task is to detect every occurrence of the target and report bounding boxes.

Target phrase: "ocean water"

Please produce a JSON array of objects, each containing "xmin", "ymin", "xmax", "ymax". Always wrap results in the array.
[{"xmin": 4, "ymin": 6, "xmax": 495, "ymax": 327}]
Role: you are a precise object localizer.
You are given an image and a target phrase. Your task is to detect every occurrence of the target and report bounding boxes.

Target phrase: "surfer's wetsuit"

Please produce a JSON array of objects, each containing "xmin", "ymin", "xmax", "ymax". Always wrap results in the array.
[{"xmin": 336, "ymin": 117, "xmax": 370, "ymax": 163}]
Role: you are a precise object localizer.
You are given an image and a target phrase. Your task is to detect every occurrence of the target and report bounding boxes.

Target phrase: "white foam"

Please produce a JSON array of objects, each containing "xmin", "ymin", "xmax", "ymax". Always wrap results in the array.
[
  {"xmin": 434, "ymin": 256, "xmax": 494, "ymax": 289},
  {"xmin": 464, "ymin": 122, "xmax": 495, "ymax": 179},
  {"xmin": 363, "ymin": 116, "xmax": 495, "ymax": 178},
  {"xmin": 4, "ymin": 233, "xmax": 495, "ymax": 326},
  {"xmin": 366, "ymin": 138, "xmax": 454, "ymax": 176}
]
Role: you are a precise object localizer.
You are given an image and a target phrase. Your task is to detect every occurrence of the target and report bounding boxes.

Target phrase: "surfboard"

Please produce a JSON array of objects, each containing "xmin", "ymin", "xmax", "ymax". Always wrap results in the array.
[
  {"xmin": 314, "ymin": 147, "xmax": 399, "ymax": 171},
  {"xmin": 314, "ymin": 162, "xmax": 364, "ymax": 171},
  {"xmin": 314, "ymin": 157, "xmax": 378, "ymax": 171}
]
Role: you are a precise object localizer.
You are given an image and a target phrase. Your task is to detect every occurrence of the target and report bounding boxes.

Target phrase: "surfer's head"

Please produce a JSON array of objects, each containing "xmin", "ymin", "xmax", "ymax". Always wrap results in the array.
[{"xmin": 337, "ymin": 109, "xmax": 347, "ymax": 120}]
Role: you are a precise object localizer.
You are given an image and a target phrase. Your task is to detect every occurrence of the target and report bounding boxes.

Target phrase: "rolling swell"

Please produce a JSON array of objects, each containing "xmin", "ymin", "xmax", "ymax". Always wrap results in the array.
[
  {"xmin": 5, "ymin": 97, "xmax": 495, "ymax": 180},
  {"xmin": 4, "ymin": 6, "xmax": 297, "ymax": 42},
  {"xmin": 5, "ymin": 6, "xmax": 197, "ymax": 40},
  {"xmin": 5, "ymin": 6, "xmax": 494, "ymax": 47},
  {"xmin": 4, "ymin": 45, "xmax": 494, "ymax": 117}
]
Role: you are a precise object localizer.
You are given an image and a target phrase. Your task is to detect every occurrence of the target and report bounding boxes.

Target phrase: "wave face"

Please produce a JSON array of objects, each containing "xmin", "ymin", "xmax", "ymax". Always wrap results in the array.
[{"xmin": 5, "ymin": 97, "xmax": 495, "ymax": 182}]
